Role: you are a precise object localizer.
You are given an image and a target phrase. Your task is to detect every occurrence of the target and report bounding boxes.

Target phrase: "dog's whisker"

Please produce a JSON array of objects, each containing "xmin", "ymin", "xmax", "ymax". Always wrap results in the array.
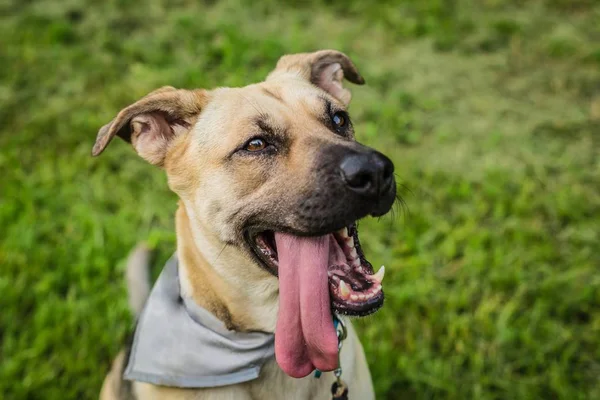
[
  {"xmin": 215, "ymin": 243, "xmax": 228, "ymax": 262},
  {"xmin": 398, "ymin": 182, "xmax": 415, "ymax": 197},
  {"xmin": 397, "ymin": 195, "xmax": 411, "ymax": 221},
  {"xmin": 241, "ymin": 94, "xmax": 269, "ymax": 120}
]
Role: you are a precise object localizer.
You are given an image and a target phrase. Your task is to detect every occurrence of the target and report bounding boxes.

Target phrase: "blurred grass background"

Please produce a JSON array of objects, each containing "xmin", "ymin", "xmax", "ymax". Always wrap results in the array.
[{"xmin": 1, "ymin": 0, "xmax": 599, "ymax": 399}]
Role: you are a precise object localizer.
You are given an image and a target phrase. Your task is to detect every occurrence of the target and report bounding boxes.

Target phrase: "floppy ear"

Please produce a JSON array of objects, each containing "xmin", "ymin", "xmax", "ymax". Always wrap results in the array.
[
  {"xmin": 92, "ymin": 86, "xmax": 209, "ymax": 166},
  {"xmin": 267, "ymin": 49, "xmax": 365, "ymax": 105}
]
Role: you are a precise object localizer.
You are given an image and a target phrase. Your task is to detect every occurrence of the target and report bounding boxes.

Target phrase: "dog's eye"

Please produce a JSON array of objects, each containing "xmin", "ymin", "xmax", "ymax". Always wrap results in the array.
[
  {"xmin": 332, "ymin": 111, "xmax": 348, "ymax": 130},
  {"xmin": 245, "ymin": 138, "xmax": 268, "ymax": 152}
]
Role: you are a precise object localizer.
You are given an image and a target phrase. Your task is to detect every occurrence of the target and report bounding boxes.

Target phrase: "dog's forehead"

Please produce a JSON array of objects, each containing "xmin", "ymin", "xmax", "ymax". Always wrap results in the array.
[{"xmin": 207, "ymin": 82, "xmax": 332, "ymax": 120}]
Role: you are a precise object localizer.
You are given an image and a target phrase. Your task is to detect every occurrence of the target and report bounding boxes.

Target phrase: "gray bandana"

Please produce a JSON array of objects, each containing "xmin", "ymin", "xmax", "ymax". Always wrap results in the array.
[{"xmin": 124, "ymin": 255, "xmax": 275, "ymax": 388}]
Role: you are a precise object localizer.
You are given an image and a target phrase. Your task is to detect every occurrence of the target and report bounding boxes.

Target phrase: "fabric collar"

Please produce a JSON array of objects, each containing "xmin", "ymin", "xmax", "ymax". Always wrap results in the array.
[{"xmin": 124, "ymin": 254, "xmax": 275, "ymax": 388}]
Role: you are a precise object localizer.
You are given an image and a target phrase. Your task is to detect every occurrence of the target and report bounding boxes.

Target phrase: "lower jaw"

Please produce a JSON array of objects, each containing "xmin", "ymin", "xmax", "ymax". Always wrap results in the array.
[{"xmin": 331, "ymin": 295, "xmax": 384, "ymax": 316}]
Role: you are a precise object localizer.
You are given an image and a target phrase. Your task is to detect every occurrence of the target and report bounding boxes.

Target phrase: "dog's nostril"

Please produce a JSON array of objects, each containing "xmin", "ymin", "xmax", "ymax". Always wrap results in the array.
[
  {"xmin": 340, "ymin": 153, "xmax": 376, "ymax": 194},
  {"xmin": 347, "ymin": 170, "xmax": 372, "ymax": 190},
  {"xmin": 379, "ymin": 154, "xmax": 395, "ymax": 189},
  {"xmin": 382, "ymin": 160, "xmax": 393, "ymax": 181}
]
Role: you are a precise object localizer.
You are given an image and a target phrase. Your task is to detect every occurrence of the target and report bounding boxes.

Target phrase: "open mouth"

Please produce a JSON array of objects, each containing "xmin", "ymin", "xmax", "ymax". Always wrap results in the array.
[
  {"xmin": 249, "ymin": 223, "xmax": 384, "ymax": 316},
  {"xmin": 246, "ymin": 223, "xmax": 386, "ymax": 377}
]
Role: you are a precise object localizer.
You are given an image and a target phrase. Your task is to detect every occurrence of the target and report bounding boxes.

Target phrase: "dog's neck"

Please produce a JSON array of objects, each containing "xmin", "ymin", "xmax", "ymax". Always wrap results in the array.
[{"xmin": 175, "ymin": 202, "xmax": 279, "ymax": 333}]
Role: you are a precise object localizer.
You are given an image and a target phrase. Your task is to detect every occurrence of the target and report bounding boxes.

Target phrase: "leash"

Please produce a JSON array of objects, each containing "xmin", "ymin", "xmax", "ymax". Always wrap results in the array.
[{"xmin": 314, "ymin": 316, "xmax": 349, "ymax": 400}]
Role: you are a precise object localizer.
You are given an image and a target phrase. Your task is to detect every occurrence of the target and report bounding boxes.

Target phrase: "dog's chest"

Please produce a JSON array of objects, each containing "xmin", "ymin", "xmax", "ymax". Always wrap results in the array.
[
  {"xmin": 245, "ymin": 359, "xmax": 332, "ymax": 400},
  {"xmin": 133, "ymin": 363, "xmax": 332, "ymax": 400}
]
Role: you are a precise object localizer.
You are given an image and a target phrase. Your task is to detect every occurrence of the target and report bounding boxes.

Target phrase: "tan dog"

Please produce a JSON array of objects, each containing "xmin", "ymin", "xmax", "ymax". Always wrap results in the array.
[{"xmin": 95, "ymin": 50, "xmax": 396, "ymax": 400}]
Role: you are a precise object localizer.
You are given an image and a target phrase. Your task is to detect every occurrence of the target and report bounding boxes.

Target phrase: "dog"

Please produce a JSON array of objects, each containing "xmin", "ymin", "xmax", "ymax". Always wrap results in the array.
[{"xmin": 95, "ymin": 50, "xmax": 396, "ymax": 400}]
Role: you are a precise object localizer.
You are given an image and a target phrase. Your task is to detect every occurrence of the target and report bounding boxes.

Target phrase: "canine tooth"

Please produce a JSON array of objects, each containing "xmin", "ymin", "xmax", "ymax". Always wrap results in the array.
[
  {"xmin": 349, "ymin": 248, "xmax": 358, "ymax": 260},
  {"xmin": 372, "ymin": 266, "xmax": 385, "ymax": 283},
  {"xmin": 359, "ymin": 294, "xmax": 366, "ymax": 300},
  {"xmin": 346, "ymin": 237, "xmax": 354, "ymax": 247},
  {"xmin": 350, "ymin": 294, "xmax": 359, "ymax": 301},
  {"xmin": 339, "ymin": 281, "xmax": 350, "ymax": 299},
  {"xmin": 338, "ymin": 228, "xmax": 349, "ymax": 238}
]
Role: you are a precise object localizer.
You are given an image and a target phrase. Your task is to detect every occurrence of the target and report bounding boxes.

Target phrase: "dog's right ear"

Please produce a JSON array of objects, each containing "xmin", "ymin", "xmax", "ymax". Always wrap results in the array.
[{"xmin": 92, "ymin": 86, "xmax": 209, "ymax": 166}]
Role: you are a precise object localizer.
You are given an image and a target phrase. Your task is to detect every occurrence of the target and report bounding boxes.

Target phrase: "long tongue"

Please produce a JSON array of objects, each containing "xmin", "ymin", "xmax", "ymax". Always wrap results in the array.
[{"xmin": 274, "ymin": 233, "xmax": 339, "ymax": 378}]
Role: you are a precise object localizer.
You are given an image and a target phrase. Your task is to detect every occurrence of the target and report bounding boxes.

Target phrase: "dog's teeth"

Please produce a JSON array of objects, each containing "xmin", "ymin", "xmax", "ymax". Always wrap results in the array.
[
  {"xmin": 350, "ymin": 294, "xmax": 359, "ymax": 301},
  {"xmin": 339, "ymin": 281, "xmax": 350, "ymax": 299},
  {"xmin": 359, "ymin": 294, "xmax": 366, "ymax": 300},
  {"xmin": 352, "ymin": 259, "xmax": 361, "ymax": 268},
  {"xmin": 349, "ymin": 248, "xmax": 358, "ymax": 260},
  {"xmin": 346, "ymin": 237, "xmax": 355, "ymax": 248},
  {"xmin": 372, "ymin": 266, "xmax": 385, "ymax": 283},
  {"xmin": 338, "ymin": 228, "xmax": 349, "ymax": 239}
]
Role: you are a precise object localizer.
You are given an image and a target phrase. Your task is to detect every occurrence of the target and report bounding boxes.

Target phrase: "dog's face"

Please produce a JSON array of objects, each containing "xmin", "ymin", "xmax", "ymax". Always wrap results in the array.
[
  {"xmin": 93, "ymin": 51, "xmax": 396, "ymax": 375},
  {"xmin": 173, "ymin": 78, "xmax": 395, "ymax": 247}
]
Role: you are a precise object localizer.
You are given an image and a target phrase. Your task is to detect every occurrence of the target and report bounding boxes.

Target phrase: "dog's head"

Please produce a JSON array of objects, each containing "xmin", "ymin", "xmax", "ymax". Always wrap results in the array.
[{"xmin": 94, "ymin": 50, "xmax": 396, "ymax": 377}]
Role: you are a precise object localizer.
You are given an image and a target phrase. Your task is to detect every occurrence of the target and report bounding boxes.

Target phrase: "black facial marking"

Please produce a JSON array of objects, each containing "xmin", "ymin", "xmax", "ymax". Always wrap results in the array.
[{"xmin": 292, "ymin": 142, "xmax": 396, "ymax": 233}]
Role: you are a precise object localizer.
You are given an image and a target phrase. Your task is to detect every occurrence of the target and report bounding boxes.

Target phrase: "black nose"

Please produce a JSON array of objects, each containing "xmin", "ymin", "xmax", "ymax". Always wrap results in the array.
[{"xmin": 339, "ymin": 151, "xmax": 394, "ymax": 197}]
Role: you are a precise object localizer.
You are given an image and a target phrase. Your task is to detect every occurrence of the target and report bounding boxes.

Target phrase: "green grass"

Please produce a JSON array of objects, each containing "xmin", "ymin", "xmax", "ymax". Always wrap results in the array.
[{"xmin": 1, "ymin": 0, "xmax": 599, "ymax": 398}]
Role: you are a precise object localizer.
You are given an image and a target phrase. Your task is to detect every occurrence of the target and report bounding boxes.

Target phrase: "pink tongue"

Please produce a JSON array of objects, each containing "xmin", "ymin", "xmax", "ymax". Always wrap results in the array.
[{"xmin": 274, "ymin": 233, "xmax": 339, "ymax": 378}]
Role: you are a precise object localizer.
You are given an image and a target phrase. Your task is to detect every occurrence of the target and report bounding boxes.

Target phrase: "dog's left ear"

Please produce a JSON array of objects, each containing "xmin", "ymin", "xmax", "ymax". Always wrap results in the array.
[{"xmin": 267, "ymin": 49, "xmax": 365, "ymax": 105}]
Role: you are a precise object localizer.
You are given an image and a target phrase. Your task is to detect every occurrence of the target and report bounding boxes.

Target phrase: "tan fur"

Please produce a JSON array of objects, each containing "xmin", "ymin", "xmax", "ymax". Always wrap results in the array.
[
  {"xmin": 97, "ymin": 50, "xmax": 375, "ymax": 399},
  {"xmin": 100, "ymin": 352, "xmax": 129, "ymax": 400}
]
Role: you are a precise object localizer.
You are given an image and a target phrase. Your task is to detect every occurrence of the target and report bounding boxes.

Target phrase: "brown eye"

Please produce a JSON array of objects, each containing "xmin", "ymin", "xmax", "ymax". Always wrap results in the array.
[
  {"xmin": 332, "ymin": 111, "xmax": 347, "ymax": 130},
  {"xmin": 245, "ymin": 138, "xmax": 267, "ymax": 152}
]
